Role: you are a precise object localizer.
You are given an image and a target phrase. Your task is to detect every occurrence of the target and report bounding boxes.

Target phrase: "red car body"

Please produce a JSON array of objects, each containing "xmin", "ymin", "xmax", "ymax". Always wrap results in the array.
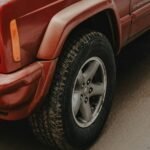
[{"xmin": 0, "ymin": 0, "xmax": 149, "ymax": 120}]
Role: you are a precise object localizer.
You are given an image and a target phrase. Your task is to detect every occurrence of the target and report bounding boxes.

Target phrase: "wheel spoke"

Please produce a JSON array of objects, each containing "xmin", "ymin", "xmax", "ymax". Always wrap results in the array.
[
  {"xmin": 72, "ymin": 91, "xmax": 82, "ymax": 116},
  {"xmin": 84, "ymin": 61, "xmax": 99, "ymax": 81},
  {"xmin": 90, "ymin": 83, "xmax": 105, "ymax": 97},
  {"xmin": 77, "ymin": 70, "xmax": 84, "ymax": 86},
  {"xmin": 80, "ymin": 101, "xmax": 92, "ymax": 122}
]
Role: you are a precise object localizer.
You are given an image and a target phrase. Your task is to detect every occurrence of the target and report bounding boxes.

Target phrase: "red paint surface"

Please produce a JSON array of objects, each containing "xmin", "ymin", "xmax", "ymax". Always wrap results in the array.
[{"xmin": 0, "ymin": 0, "xmax": 149, "ymax": 120}]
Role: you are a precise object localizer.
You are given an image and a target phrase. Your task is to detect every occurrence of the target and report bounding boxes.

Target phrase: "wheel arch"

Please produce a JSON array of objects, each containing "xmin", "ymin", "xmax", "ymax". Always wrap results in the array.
[
  {"xmin": 37, "ymin": 0, "xmax": 121, "ymax": 60},
  {"xmin": 70, "ymin": 9, "xmax": 121, "ymax": 55}
]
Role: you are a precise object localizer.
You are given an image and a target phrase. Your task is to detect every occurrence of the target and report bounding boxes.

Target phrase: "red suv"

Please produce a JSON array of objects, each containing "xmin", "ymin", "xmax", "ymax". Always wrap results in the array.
[{"xmin": 0, "ymin": 0, "xmax": 149, "ymax": 149}]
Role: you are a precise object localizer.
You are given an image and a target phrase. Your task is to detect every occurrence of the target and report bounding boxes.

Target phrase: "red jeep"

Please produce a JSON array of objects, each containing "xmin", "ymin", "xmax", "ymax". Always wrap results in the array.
[{"xmin": 0, "ymin": 0, "xmax": 149, "ymax": 149}]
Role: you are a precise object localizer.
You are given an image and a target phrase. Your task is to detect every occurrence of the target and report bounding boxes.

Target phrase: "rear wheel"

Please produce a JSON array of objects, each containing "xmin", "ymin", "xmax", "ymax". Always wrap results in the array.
[{"xmin": 30, "ymin": 31, "xmax": 116, "ymax": 150}]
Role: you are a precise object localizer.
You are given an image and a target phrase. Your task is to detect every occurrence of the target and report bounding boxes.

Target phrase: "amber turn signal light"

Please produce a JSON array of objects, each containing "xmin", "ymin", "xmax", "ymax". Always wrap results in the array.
[{"xmin": 10, "ymin": 19, "xmax": 21, "ymax": 62}]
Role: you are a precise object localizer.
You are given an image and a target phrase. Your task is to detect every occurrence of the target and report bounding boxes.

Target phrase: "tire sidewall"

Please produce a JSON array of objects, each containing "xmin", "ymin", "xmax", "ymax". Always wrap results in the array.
[{"xmin": 62, "ymin": 35, "xmax": 116, "ymax": 149}]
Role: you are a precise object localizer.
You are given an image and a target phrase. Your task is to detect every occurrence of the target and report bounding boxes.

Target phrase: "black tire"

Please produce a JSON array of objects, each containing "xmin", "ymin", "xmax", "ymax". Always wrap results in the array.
[{"xmin": 30, "ymin": 31, "xmax": 116, "ymax": 150}]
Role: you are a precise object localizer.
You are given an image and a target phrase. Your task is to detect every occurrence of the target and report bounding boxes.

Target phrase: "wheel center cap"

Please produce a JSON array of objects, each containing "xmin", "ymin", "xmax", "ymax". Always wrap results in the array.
[{"xmin": 84, "ymin": 87, "xmax": 89, "ymax": 94}]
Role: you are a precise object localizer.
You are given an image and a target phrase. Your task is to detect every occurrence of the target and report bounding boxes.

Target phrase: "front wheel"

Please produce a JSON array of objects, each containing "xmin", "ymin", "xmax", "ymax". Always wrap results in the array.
[{"xmin": 30, "ymin": 31, "xmax": 116, "ymax": 150}]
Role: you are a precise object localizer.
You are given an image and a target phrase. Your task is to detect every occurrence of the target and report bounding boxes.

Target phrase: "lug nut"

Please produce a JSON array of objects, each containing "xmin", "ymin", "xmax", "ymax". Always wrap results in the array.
[
  {"xmin": 84, "ymin": 100, "xmax": 88, "ymax": 103},
  {"xmin": 87, "ymin": 79, "xmax": 91, "ymax": 85},
  {"xmin": 82, "ymin": 83, "xmax": 85, "ymax": 88},
  {"xmin": 89, "ymin": 88, "xmax": 93, "ymax": 93},
  {"xmin": 84, "ymin": 97, "xmax": 88, "ymax": 103}
]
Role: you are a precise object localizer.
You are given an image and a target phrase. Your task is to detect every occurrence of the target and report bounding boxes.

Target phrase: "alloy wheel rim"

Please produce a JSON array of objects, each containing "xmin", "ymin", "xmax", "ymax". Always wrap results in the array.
[{"xmin": 72, "ymin": 57, "xmax": 107, "ymax": 128}]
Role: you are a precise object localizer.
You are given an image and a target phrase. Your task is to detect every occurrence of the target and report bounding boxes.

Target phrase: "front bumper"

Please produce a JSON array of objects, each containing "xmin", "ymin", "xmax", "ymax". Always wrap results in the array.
[{"xmin": 0, "ymin": 60, "xmax": 57, "ymax": 120}]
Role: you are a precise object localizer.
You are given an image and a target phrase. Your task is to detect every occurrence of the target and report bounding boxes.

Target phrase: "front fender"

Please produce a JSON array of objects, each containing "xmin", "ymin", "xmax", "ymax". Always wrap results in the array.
[{"xmin": 37, "ymin": 0, "xmax": 121, "ymax": 60}]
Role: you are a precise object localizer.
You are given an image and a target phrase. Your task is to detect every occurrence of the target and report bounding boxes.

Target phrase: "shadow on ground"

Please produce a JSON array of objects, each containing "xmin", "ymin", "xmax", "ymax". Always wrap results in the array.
[{"xmin": 0, "ymin": 121, "xmax": 49, "ymax": 150}]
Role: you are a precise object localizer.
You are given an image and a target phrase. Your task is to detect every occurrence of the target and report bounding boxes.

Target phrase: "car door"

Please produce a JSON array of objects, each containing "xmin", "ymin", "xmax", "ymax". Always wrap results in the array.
[
  {"xmin": 114, "ymin": 0, "xmax": 131, "ymax": 45},
  {"xmin": 130, "ymin": 0, "xmax": 150, "ymax": 37}
]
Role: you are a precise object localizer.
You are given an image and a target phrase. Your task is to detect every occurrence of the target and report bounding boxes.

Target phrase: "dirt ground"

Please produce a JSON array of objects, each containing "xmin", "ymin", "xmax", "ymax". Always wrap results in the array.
[{"xmin": 0, "ymin": 31, "xmax": 149, "ymax": 150}]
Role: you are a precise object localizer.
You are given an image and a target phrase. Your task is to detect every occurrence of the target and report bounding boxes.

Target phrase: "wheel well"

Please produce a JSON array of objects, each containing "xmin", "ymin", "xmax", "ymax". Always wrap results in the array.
[{"xmin": 66, "ymin": 10, "xmax": 119, "ymax": 55}]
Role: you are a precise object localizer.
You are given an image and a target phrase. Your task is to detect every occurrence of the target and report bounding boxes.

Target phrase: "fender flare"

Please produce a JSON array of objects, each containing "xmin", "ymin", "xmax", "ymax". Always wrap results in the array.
[{"xmin": 37, "ymin": 0, "xmax": 121, "ymax": 59}]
